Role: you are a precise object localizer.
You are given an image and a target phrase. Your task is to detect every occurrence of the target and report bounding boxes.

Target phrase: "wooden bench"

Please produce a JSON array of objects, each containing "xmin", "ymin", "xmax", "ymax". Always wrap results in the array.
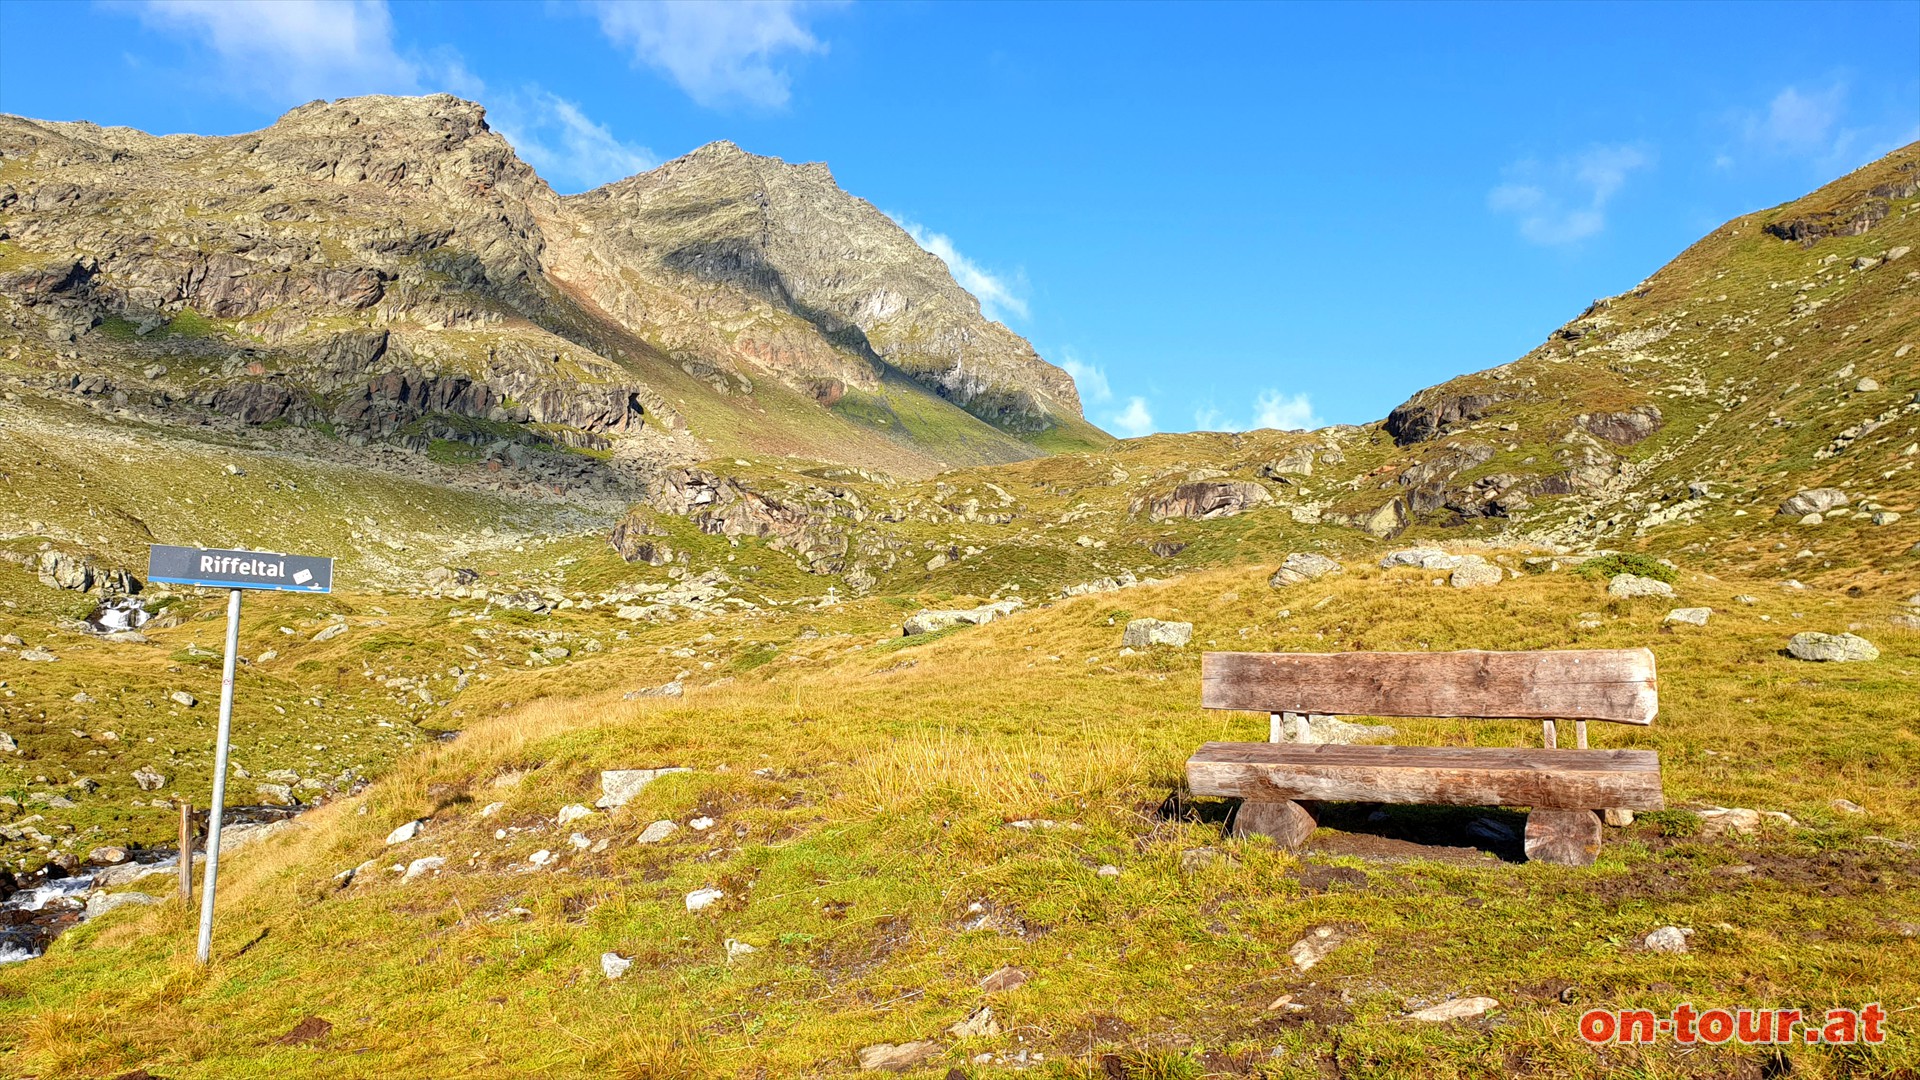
[{"xmin": 1184, "ymin": 648, "xmax": 1664, "ymax": 866}]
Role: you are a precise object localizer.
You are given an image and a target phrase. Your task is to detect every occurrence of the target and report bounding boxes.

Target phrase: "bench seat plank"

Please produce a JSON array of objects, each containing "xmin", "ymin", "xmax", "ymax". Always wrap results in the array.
[
  {"xmin": 1201, "ymin": 648, "xmax": 1657, "ymax": 724},
  {"xmin": 1186, "ymin": 742, "xmax": 1665, "ymax": 811}
]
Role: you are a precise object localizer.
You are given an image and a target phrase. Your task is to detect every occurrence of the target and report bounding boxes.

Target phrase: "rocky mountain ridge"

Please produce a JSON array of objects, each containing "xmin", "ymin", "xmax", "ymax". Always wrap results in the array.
[{"xmin": 0, "ymin": 94, "xmax": 1104, "ymax": 486}]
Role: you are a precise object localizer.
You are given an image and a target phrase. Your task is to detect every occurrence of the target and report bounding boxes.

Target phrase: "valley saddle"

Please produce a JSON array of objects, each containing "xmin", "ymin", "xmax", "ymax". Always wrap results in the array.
[{"xmin": 1184, "ymin": 648, "xmax": 1665, "ymax": 866}]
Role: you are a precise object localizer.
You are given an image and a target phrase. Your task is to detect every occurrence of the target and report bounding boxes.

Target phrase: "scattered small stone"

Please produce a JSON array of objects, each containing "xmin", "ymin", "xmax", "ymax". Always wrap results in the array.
[
  {"xmin": 401, "ymin": 856, "xmax": 445, "ymax": 883},
  {"xmin": 169, "ymin": 691, "xmax": 197, "ymax": 708},
  {"xmin": 1831, "ymin": 799, "xmax": 1867, "ymax": 815},
  {"xmin": 637, "ymin": 820, "xmax": 677, "ymax": 843},
  {"xmin": 689, "ymin": 816, "xmax": 715, "ymax": 831},
  {"xmin": 131, "ymin": 765, "xmax": 167, "ymax": 792},
  {"xmin": 479, "ymin": 802, "xmax": 505, "ymax": 817},
  {"xmin": 979, "ymin": 966, "xmax": 1029, "ymax": 993},
  {"xmin": 1602, "ymin": 809, "xmax": 1635, "ymax": 828},
  {"xmin": 1379, "ymin": 548, "xmax": 1462, "ymax": 570},
  {"xmin": 87, "ymin": 846, "xmax": 129, "ymax": 865},
  {"xmin": 1664, "ymin": 607, "xmax": 1711, "ymax": 626},
  {"xmin": 948, "ymin": 1006, "xmax": 999, "ymax": 1038},
  {"xmin": 528, "ymin": 849, "xmax": 555, "ymax": 867},
  {"xmin": 1408, "ymin": 997, "xmax": 1498, "ymax": 1022},
  {"xmin": 569, "ymin": 832, "xmax": 592, "ymax": 850},
  {"xmin": 1121, "ymin": 618, "xmax": 1192, "ymax": 648},
  {"xmin": 1642, "ymin": 926, "xmax": 1692, "ymax": 954},
  {"xmin": 311, "ymin": 623, "xmax": 348, "ymax": 643},
  {"xmin": 1288, "ymin": 925, "xmax": 1350, "ymax": 972},
  {"xmin": 622, "ymin": 681, "xmax": 684, "ymax": 700},
  {"xmin": 1779, "ymin": 488, "xmax": 1848, "ymax": 517},
  {"xmin": 556, "ymin": 804, "xmax": 593, "ymax": 827},
  {"xmin": 1856, "ymin": 378, "xmax": 1880, "ymax": 392},
  {"xmin": 1696, "ymin": 807, "xmax": 1761, "ymax": 837},
  {"xmin": 385, "ymin": 819, "xmax": 424, "ymax": 845},
  {"xmin": 1786, "ymin": 632, "xmax": 1879, "ymax": 662},
  {"xmin": 18, "ymin": 647, "xmax": 56, "ymax": 662},
  {"xmin": 0, "ymin": 732, "xmax": 16, "ymax": 754},
  {"xmin": 857, "ymin": 1041, "xmax": 941, "ymax": 1073},
  {"xmin": 685, "ymin": 887, "xmax": 724, "ymax": 912},
  {"xmin": 725, "ymin": 938, "xmax": 755, "ymax": 961},
  {"xmin": 1871, "ymin": 511, "xmax": 1901, "ymax": 526},
  {"xmin": 1096, "ymin": 864, "xmax": 1120, "ymax": 878},
  {"xmin": 602, "ymin": 952, "xmax": 633, "ymax": 979}
]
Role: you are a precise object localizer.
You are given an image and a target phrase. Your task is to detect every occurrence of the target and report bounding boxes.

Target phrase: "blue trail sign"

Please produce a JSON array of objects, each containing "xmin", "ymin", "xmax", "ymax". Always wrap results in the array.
[
  {"xmin": 145, "ymin": 543, "xmax": 336, "ymax": 963},
  {"xmin": 147, "ymin": 544, "xmax": 333, "ymax": 593}
]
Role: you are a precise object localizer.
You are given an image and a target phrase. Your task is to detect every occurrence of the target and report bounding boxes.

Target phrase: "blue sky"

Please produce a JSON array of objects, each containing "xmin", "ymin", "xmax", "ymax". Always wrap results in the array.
[{"xmin": 3, "ymin": 2, "xmax": 1916, "ymax": 436}]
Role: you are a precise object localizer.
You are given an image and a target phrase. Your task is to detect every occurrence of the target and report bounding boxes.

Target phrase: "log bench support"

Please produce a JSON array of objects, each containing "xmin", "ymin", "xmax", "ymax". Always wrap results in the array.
[{"xmin": 1188, "ymin": 649, "xmax": 1666, "ymax": 867}]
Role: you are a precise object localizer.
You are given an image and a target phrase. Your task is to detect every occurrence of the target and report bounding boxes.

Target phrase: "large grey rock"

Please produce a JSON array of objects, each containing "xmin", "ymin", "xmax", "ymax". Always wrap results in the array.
[
  {"xmin": 1275, "ymin": 713, "xmax": 1396, "ymax": 745},
  {"xmin": 1121, "ymin": 618, "xmax": 1192, "ymax": 648},
  {"xmin": 1449, "ymin": 557, "xmax": 1503, "ymax": 588},
  {"xmin": 1147, "ymin": 480, "xmax": 1272, "ymax": 521},
  {"xmin": 1786, "ymin": 632, "xmax": 1879, "ymax": 662},
  {"xmin": 902, "ymin": 600, "xmax": 1020, "ymax": 636},
  {"xmin": 1269, "ymin": 552, "xmax": 1342, "ymax": 587},
  {"xmin": 1779, "ymin": 488, "xmax": 1849, "ymax": 516},
  {"xmin": 84, "ymin": 891, "xmax": 164, "ymax": 920},
  {"xmin": 1260, "ymin": 445, "xmax": 1316, "ymax": 477},
  {"xmin": 596, "ymin": 768, "xmax": 691, "ymax": 809},
  {"xmin": 1380, "ymin": 548, "xmax": 1462, "ymax": 570},
  {"xmin": 1607, "ymin": 573, "xmax": 1674, "ymax": 599}
]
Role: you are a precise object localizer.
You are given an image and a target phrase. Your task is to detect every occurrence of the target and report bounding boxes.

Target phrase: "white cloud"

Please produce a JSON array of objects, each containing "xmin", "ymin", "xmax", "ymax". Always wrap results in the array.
[
  {"xmin": 589, "ymin": 0, "xmax": 832, "ymax": 109},
  {"xmin": 130, "ymin": 0, "xmax": 420, "ymax": 98},
  {"xmin": 1252, "ymin": 390, "xmax": 1320, "ymax": 431},
  {"xmin": 488, "ymin": 89, "xmax": 657, "ymax": 193},
  {"xmin": 1744, "ymin": 84, "xmax": 1846, "ymax": 156},
  {"xmin": 1059, "ymin": 354, "xmax": 1112, "ymax": 404},
  {"xmin": 1488, "ymin": 143, "xmax": 1653, "ymax": 246},
  {"xmin": 1108, "ymin": 396, "xmax": 1155, "ymax": 438},
  {"xmin": 1724, "ymin": 81, "xmax": 1916, "ymax": 172},
  {"xmin": 1192, "ymin": 389, "xmax": 1322, "ymax": 433},
  {"xmin": 891, "ymin": 215, "xmax": 1030, "ymax": 323}
]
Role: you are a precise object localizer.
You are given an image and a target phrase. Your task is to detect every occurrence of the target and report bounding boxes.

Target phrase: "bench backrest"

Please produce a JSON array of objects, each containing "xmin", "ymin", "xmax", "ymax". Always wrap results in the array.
[{"xmin": 1201, "ymin": 648, "xmax": 1657, "ymax": 725}]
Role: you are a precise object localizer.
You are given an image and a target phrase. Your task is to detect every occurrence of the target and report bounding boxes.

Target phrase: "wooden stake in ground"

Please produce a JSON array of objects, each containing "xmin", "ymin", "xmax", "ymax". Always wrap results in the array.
[{"xmin": 178, "ymin": 801, "xmax": 193, "ymax": 906}]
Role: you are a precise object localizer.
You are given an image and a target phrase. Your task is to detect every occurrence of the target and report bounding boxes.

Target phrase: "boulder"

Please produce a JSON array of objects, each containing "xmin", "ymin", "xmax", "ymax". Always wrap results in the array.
[
  {"xmin": 1449, "ymin": 557, "xmax": 1503, "ymax": 589},
  {"xmin": 1577, "ymin": 405, "xmax": 1663, "ymax": 445},
  {"xmin": 1259, "ymin": 445, "xmax": 1316, "ymax": 477},
  {"xmin": 596, "ymin": 768, "xmax": 690, "ymax": 809},
  {"xmin": 312, "ymin": 623, "xmax": 348, "ymax": 643},
  {"xmin": 87, "ymin": 846, "xmax": 128, "ymax": 865},
  {"xmin": 902, "ymin": 600, "xmax": 1019, "ymax": 636},
  {"xmin": 1607, "ymin": 573, "xmax": 1674, "ymax": 599},
  {"xmin": 84, "ymin": 891, "xmax": 164, "ymax": 920},
  {"xmin": 1269, "ymin": 552, "xmax": 1343, "ymax": 587},
  {"xmin": 1385, "ymin": 390, "xmax": 1505, "ymax": 445},
  {"xmin": 1778, "ymin": 488, "xmax": 1849, "ymax": 516},
  {"xmin": 1121, "ymin": 618, "xmax": 1192, "ymax": 648},
  {"xmin": 1146, "ymin": 481, "xmax": 1271, "ymax": 521},
  {"xmin": 1380, "ymin": 548, "xmax": 1462, "ymax": 570},
  {"xmin": 1274, "ymin": 713, "xmax": 1396, "ymax": 745},
  {"xmin": 1786, "ymin": 632, "xmax": 1879, "ymax": 662}
]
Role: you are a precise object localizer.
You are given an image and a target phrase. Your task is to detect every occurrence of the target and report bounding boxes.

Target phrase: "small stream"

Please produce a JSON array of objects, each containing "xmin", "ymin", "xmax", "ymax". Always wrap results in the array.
[{"xmin": 0, "ymin": 805, "xmax": 298, "ymax": 965}]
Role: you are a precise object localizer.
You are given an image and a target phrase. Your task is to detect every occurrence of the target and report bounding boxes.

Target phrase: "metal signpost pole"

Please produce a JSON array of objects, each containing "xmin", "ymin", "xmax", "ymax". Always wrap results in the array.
[
  {"xmin": 196, "ymin": 588, "xmax": 242, "ymax": 964},
  {"xmin": 147, "ymin": 544, "xmax": 333, "ymax": 964}
]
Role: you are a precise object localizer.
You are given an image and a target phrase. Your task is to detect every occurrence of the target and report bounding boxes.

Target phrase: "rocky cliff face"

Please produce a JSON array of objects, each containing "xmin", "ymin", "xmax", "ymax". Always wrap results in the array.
[
  {"xmin": 0, "ymin": 95, "xmax": 1103, "ymax": 485},
  {"xmin": 559, "ymin": 142, "xmax": 1083, "ymax": 433}
]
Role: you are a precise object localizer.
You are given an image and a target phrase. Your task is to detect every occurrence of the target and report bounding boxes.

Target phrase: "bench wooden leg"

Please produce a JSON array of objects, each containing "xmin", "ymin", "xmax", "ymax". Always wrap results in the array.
[
  {"xmin": 1232, "ymin": 799, "xmax": 1317, "ymax": 850},
  {"xmin": 1524, "ymin": 809, "xmax": 1602, "ymax": 866}
]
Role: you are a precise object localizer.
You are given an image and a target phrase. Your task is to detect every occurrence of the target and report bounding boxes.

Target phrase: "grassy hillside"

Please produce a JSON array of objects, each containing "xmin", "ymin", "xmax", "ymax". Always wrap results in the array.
[{"xmin": 4, "ymin": 560, "xmax": 1917, "ymax": 1078}]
